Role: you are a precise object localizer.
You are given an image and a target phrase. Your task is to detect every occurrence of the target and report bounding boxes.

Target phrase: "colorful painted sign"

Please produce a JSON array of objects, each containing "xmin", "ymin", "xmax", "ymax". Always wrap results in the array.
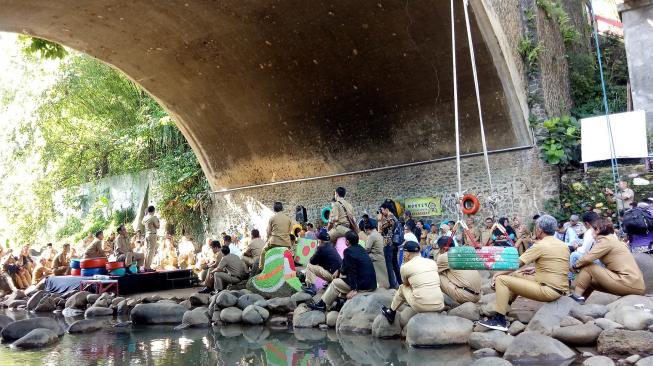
[
  {"xmin": 404, "ymin": 197, "xmax": 442, "ymax": 217},
  {"xmin": 294, "ymin": 238, "xmax": 318, "ymax": 266}
]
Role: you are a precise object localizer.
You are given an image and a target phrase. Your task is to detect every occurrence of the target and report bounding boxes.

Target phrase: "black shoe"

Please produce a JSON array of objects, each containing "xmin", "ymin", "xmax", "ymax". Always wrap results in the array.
[
  {"xmin": 307, "ymin": 300, "xmax": 326, "ymax": 312},
  {"xmin": 478, "ymin": 314, "xmax": 508, "ymax": 332},
  {"xmin": 197, "ymin": 287, "xmax": 212, "ymax": 294},
  {"xmin": 381, "ymin": 306, "xmax": 396, "ymax": 324},
  {"xmin": 569, "ymin": 293, "xmax": 586, "ymax": 304},
  {"xmin": 331, "ymin": 298, "xmax": 346, "ymax": 312},
  {"xmin": 302, "ymin": 285, "xmax": 317, "ymax": 296}
]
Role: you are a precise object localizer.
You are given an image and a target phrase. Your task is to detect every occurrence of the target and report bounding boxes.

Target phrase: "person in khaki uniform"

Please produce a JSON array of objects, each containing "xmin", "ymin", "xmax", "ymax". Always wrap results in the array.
[
  {"xmin": 142, "ymin": 206, "xmax": 160, "ymax": 271},
  {"xmin": 32, "ymin": 257, "xmax": 53, "ymax": 285},
  {"xmin": 515, "ymin": 225, "xmax": 533, "ymax": 255},
  {"xmin": 259, "ymin": 202, "xmax": 292, "ymax": 269},
  {"xmin": 213, "ymin": 246, "xmax": 247, "ymax": 292},
  {"xmin": 114, "ymin": 225, "xmax": 144, "ymax": 269},
  {"xmin": 242, "ymin": 229, "xmax": 265, "ymax": 270},
  {"xmin": 380, "ymin": 241, "xmax": 444, "ymax": 323},
  {"xmin": 197, "ymin": 241, "xmax": 224, "ymax": 293},
  {"xmin": 434, "ymin": 237, "xmax": 481, "ymax": 304},
  {"xmin": 52, "ymin": 243, "xmax": 71, "ymax": 276},
  {"xmin": 463, "ymin": 217, "xmax": 481, "ymax": 246},
  {"xmin": 327, "ymin": 187, "xmax": 355, "ymax": 242},
  {"xmin": 479, "ymin": 217, "xmax": 494, "ymax": 246},
  {"xmin": 479, "ymin": 215, "xmax": 569, "ymax": 331},
  {"xmin": 571, "ymin": 218, "xmax": 645, "ymax": 302},
  {"xmin": 84, "ymin": 231, "xmax": 107, "ymax": 259},
  {"xmin": 364, "ymin": 223, "xmax": 389, "ymax": 289}
]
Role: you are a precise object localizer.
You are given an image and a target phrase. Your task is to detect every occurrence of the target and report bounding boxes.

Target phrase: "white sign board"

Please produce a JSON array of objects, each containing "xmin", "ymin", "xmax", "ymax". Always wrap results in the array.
[{"xmin": 581, "ymin": 110, "xmax": 649, "ymax": 163}]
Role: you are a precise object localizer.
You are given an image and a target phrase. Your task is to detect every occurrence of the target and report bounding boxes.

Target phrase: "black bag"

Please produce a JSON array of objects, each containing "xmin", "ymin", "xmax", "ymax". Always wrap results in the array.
[
  {"xmin": 623, "ymin": 207, "xmax": 653, "ymax": 235},
  {"xmin": 392, "ymin": 220, "xmax": 405, "ymax": 246}
]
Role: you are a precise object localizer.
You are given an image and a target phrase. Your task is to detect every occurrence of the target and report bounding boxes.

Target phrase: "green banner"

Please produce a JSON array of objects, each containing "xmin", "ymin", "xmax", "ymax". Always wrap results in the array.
[{"xmin": 404, "ymin": 197, "xmax": 442, "ymax": 217}]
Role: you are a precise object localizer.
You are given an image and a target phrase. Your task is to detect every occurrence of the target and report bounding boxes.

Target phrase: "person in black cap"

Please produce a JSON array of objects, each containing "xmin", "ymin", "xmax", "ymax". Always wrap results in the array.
[
  {"xmin": 302, "ymin": 229, "xmax": 343, "ymax": 295},
  {"xmin": 381, "ymin": 241, "xmax": 444, "ymax": 323}
]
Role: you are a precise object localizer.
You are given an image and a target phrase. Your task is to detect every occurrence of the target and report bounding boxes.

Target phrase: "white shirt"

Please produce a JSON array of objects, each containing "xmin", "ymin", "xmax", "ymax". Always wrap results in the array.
[
  {"xmin": 576, "ymin": 228, "xmax": 595, "ymax": 255},
  {"xmin": 403, "ymin": 232, "xmax": 419, "ymax": 244}
]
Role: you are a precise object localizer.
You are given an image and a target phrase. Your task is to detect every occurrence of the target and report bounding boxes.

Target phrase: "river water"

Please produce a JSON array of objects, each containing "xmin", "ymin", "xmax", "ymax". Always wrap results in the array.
[{"xmin": 0, "ymin": 309, "xmax": 477, "ymax": 366}]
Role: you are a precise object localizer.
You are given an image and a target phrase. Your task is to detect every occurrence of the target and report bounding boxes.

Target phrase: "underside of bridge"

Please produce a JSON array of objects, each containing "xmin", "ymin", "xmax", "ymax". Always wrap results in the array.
[{"xmin": 0, "ymin": 0, "xmax": 530, "ymax": 190}]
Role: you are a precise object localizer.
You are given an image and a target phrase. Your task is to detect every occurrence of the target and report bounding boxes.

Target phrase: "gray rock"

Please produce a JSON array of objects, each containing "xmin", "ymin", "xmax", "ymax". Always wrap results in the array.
[
  {"xmin": 560, "ymin": 315, "xmax": 584, "ymax": 327},
  {"xmin": 237, "ymin": 293, "xmax": 265, "ymax": 310},
  {"xmin": 336, "ymin": 290, "xmax": 393, "ymax": 334},
  {"xmin": 267, "ymin": 316, "xmax": 290, "ymax": 327},
  {"xmin": 587, "ymin": 292, "xmax": 621, "ymax": 306},
  {"xmin": 266, "ymin": 297, "xmax": 296, "ymax": 313},
  {"xmin": 214, "ymin": 292, "xmax": 238, "ymax": 308},
  {"xmin": 293, "ymin": 304, "xmax": 326, "ymax": 328},
  {"xmin": 34, "ymin": 297, "xmax": 58, "ymax": 313},
  {"xmin": 507, "ymin": 309, "xmax": 535, "ymax": 324},
  {"xmin": 469, "ymin": 330, "xmax": 514, "ymax": 353},
  {"xmin": 525, "ymin": 296, "xmax": 578, "ymax": 335},
  {"xmin": 582, "ymin": 356, "xmax": 615, "ymax": 366},
  {"xmin": 220, "ymin": 307, "xmax": 243, "ymax": 323},
  {"xmin": 326, "ymin": 311, "xmax": 339, "ymax": 327},
  {"xmin": 627, "ymin": 355, "xmax": 642, "ymax": 364},
  {"xmin": 188, "ymin": 292, "xmax": 210, "ymax": 306},
  {"xmin": 507, "ymin": 320, "xmax": 526, "ymax": 336},
  {"xmin": 634, "ymin": 253, "xmax": 653, "ymax": 295},
  {"xmin": 86, "ymin": 294, "xmax": 100, "ymax": 305},
  {"xmin": 254, "ymin": 299, "xmax": 268, "ymax": 308},
  {"xmin": 399, "ymin": 306, "xmax": 417, "ymax": 329},
  {"xmin": 116, "ymin": 299, "xmax": 131, "ymax": 315},
  {"xmin": 130, "ymin": 303, "xmax": 186, "ymax": 325},
  {"xmin": 448, "ymin": 302, "xmax": 480, "ymax": 321},
  {"xmin": 7, "ymin": 299, "xmax": 27, "ymax": 308},
  {"xmin": 179, "ymin": 299, "xmax": 192, "ymax": 309},
  {"xmin": 67, "ymin": 319, "xmax": 105, "ymax": 334},
  {"xmin": 241, "ymin": 305, "xmax": 270, "ymax": 325},
  {"xmin": 85, "ymin": 306, "xmax": 114, "ymax": 317},
  {"xmin": 596, "ymin": 318, "xmax": 625, "ymax": 330},
  {"xmin": 6, "ymin": 289, "xmax": 26, "ymax": 300},
  {"xmin": 371, "ymin": 314, "xmax": 401, "ymax": 338},
  {"xmin": 597, "ymin": 329, "xmax": 653, "ymax": 358},
  {"xmin": 469, "ymin": 357, "xmax": 512, "ymax": 366},
  {"xmin": 0, "ymin": 314, "xmax": 12, "ymax": 331},
  {"xmin": 62, "ymin": 307, "xmax": 84, "ymax": 317},
  {"xmin": 10, "ymin": 328, "xmax": 58, "ymax": 349},
  {"xmin": 211, "ymin": 310, "xmax": 221, "ymax": 322},
  {"xmin": 143, "ymin": 294, "xmax": 161, "ymax": 303},
  {"xmin": 503, "ymin": 332, "xmax": 575, "ymax": 365},
  {"xmin": 607, "ymin": 296, "xmax": 653, "ymax": 312},
  {"xmin": 405, "ymin": 313, "xmax": 473, "ymax": 347},
  {"xmin": 473, "ymin": 348, "xmax": 499, "ymax": 358},
  {"xmin": 111, "ymin": 297, "xmax": 125, "ymax": 307},
  {"xmin": 181, "ymin": 309, "xmax": 210, "ymax": 327},
  {"xmin": 65, "ymin": 291, "xmax": 90, "ymax": 309},
  {"xmin": 1, "ymin": 317, "xmax": 63, "ymax": 341},
  {"xmin": 572, "ymin": 304, "xmax": 610, "ymax": 320},
  {"xmin": 606, "ymin": 306, "xmax": 653, "ymax": 330},
  {"xmin": 637, "ymin": 356, "xmax": 653, "ymax": 366},
  {"xmin": 290, "ymin": 292, "xmax": 313, "ymax": 304},
  {"xmin": 26, "ymin": 290, "xmax": 47, "ymax": 311},
  {"xmin": 552, "ymin": 322, "xmax": 603, "ymax": 346},
  {"xmin": 92, "ymin": 293, "xmax": 113, "ymax": 308}
]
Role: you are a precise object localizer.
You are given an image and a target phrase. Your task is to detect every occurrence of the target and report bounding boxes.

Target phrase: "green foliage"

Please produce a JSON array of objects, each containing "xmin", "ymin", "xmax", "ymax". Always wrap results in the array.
[
  {"xmin": 536, "ymin": 116, "xmax": 581, "ymax": 166},
  {"xmin": 55, "ymin": 216, "xmax": 83, "ymax": 240},
  {"xmin": 518, "ymin": 37, "xmax": 543, "ymax": 72},
  {"xmin": 19, "ymin": 36, "xmax": 68, "ymax": 59},
  {"xmin": 113, "ymin": 207, "xmax": 136, "ymax": 227},
  {"xmin": 536, "ymin": 0, "xmax": 579, "ymax": 45}
]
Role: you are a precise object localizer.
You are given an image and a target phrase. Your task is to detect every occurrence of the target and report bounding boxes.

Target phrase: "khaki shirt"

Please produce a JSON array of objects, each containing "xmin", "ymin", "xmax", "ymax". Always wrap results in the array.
[
  {"xmin": 142, "ymin": 214, "xmax": 160, "ymax": 236},
  {"xmin": 426, "ymin": 232, "xmax": 439, "ymax": 246},
  {"xmin": 520, "ymin": 235, "xmax": 570, "ymax": 292},
  {"xmin": 435, "ymin": 252, "xmax": 481, "ymax": 293},
  {"xmin": 114, "ymin": 234, "xmax": 131, "ymax": 256},
  {"xmin": 465, "ymin": 226, "xmax": 481, "ymax": 246},
  {"xmin": 365, "ymin": 230, "xmax": 385, "ymax": 262},
  {"xmin": 480, "ymin": 227, "xmax": 493, "ymax": 246},
  {"xmin": 217, "ymin": 253, "xmax": 247, "ymax": 279},
  {"xmin": 32, "ymin": 264, "xmax": 52, "ymax": 284},
  {"xmin": 244, "ymin": 238, "xmax": 265, "ymax": 258},
  {"xmin": 52, "ymin": 252, "xmax": 70, "ymax": 269},
  {"xmin": 331, "ymin": 198, "xmax": 354, "ymax": 226},
  {"xmin": 267, "ymin": 212, "xmax": 292, "ymax": 247},
  {"xmin": 577, "ymin": 235, "xmax": 645, "ymax": 291},
  {"xmin": 615, "ymin": 188, "xmax": 635, "ymax": 210},
  {"xmin": 400, "ymin": 256, "xmax": 443, "ymax": 308},
  {"xmin": 84, "ymin": 239, "xmax": 106, "ymax": 259}
]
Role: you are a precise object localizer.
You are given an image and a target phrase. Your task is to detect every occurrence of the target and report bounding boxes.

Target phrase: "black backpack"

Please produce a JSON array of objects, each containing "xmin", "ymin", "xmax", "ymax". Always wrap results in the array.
[
  {"xmin": 623, "ymin": 207, "xmax": 653, "ymax": 235},
  {"xmin": 392, "ymin": 220, "xmax": 405, "ymax": 246}
]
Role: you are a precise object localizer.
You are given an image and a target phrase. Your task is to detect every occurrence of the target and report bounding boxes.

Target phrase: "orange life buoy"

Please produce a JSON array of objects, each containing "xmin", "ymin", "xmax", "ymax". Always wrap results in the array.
[
  {"xmin": 106, "ymin": 261, "xmax": 125, "ymax": 271},
  {"xmin": 80, "ymin": 257, "xmax": 108, "ymax": 269},
  {"xmin": 461, "ymin": 194, "xmax": 481, "ymax": 215}
]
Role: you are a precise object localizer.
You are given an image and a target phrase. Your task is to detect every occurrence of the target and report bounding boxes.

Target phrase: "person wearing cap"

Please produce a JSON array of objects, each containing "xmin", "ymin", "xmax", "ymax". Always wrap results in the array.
[
  {"xmin": 434, "ymin": 237, "xmax": 481, "ymax": 305},
  {"xmin": 380, "ymin": 241, "xmax": 444, "ymax": 323},
  {"xmin": 478, "ymin": 215, "xmax": 569, "ymax": 332},
  {"xmin": 302, "ymin": 229, "xmax": 343, "ymax": 295}
]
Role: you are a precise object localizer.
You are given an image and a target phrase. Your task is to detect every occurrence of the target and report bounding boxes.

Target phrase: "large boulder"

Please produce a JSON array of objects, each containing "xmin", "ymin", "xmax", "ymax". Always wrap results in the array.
[
  {"xmin": 293, "ymin": 304, "xmax": 326, "ymax": 328},
  {"xmin": 637, "ymin": 356, "xmax": 653, "ymax": 366},
  {"xmin": 85, "ymin": 306, "xmax": 114, "ymax": 317},
  {"xmin": 469, "ymin": 358, "xmax": 513, "ymax": 366},
  {"xmin": 34, "ymin": 296, "xmax": 58, "ymax": 313},
  {"xmin": 606, "ymin": 295, "xmax": 653, "ymax": 312},
  {"xmin": 405, "ymin": 313, "xmax": 473, "ymax": 347},
  {"xmin": 92, "ymin": 293, "xmax": 113, "ymax": 308},
  {"xmin": 241, "ymin": 305, "xmax": 270, "ymax": 325},
  {"xmin": 586, "ymin": 292, "xmax": 620, "ymax": 306},
  {"xmin": 582, "ymin": 356, "xmax": 615, "ymax": 366},
  {"xmin": 266, "ymin": 297, "xmax": 296, "ymax": 313},
  {"xmin": 371, "ymin": 314, "xmax": 401, "ymax": 338},
  {"xmin": 448, "ymin": 302, "xmax": 480, "ymax": 321},
  {"xmin": 26, "ymin": 290, "xmax": 47, "ymax": 311},
  {"xmin": 503, "ymin": 332, "xmax": 575, "ymax": 365},
  {"xmin": 468, "ymin": 331, "xmax": 514, "ymax": 353},
  {"xmin": 7, "ymin": 300, "xmax": 27, "ymax": 309},
  {"xmin": 130, "ymin": 303, "xmax": 186, "ymax": 325},
  {"xmin": 606, "ymin": 306, "xmax": 653, "ymax": 330},
  {"xmin": 1, "ymin": 317, "xmax": 63, "ymax": 341},
  {"xmin": 525, "ymin": 296, "xmax": 578, "ymax": 335},
  {"xmin": 335, "ymin": 290, "xmax": 393, "ymax": 334},
  {"xmin": 597, "ymin": 329, "xmax": 653, "ymax": 358},
  {"xmin": 326, "ymin": 311, "xmax": 339, "ymax": 328},
  {"xmin": 214, "ymin": 292, "xmax": 238, "ymax": 309},
  {"xmin": 571, "ymin": 304, "xmax": 609, "ymax": 320},
  {"xmin": 634, "ymin": 253, "xmax": 653, "ymax": 294},
  {"xmin": 67, "ymin": 319, "xmax": 105, "ymax": 334},
  {"xmin": 10, "ymin": 328, "xmax": 58, "ymax": 349},
  {"xmin": 552, "ymin": 322, "xmax": 602, "ymax": 346},
  {"xmin": 0, "ymin": 314, "xmax": 13, "ymax": 331},
  {"xmin": 237, "ymin": 293, "xmax": 265, "ymax": 310},
  {"xmin": 220, "ymin": 307, "xmax": 243, "ymax": 323},
  {"xmin": 189, "ymin": 293, "xmax": 210, "ymax": 307},
  {"xmin": 290, "ymin": 292, "xmax": 313, "ymax": 304},
  {"xmin": 179, "ymin": 309, "xmax": 210, "ymax": 328},
  {"xmin": 65, "ymin": 291, "xmax": 90, "ymax": 309},
  {"xmin": 508, "ymin": 321, "xmax": 526, "ymax": 336}
]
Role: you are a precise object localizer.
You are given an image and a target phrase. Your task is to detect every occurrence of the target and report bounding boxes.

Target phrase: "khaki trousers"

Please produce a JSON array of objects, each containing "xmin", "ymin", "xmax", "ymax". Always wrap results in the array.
[
  {"xmin": 242, "ymin": 255, "xmax": 257, "ymax": 269},
  {"xmin": 372, "ymin": 259, "xmax": 390, "ymax": 289},
  {"xmin": 258, "ymin": 243, "xmax": 289, "ymax": 270},
  {"xmin": 494, "ymin": 272, "xmax": 561, "ymax": 315},
  {"xmin": 575, "ymin": 263, "xmax": 645, "ymax": 298},
  {"xmin": 440, "ymin": 275, "xmax": 480, "ymax": 304},
  {"xmin": 204, "ymin": 271, "xmax": 215, "ymax": 289},
  {"xmin": 328, "ymin": 225, "xmax": 350, "ymax": 242},
  {"xmin": 305, "ymin": 264, "xmax": 334, "ymax": 286},
  {"xmin": 322, "ymin": 278, "xmax": 351, "ymax": 308},
  {"xmin": 53, "ymin": 266, "xmax": 70, "ymax": 276},
  {"xmin": 144, "ymin": 234, "xmax": 158, "ymax": 269},
  {"xmin": 390, "ymin": 284, "xmax": 445, "ymax": 313},
  {"xmin": 214, "ymin": 272, "xmax": 241, "ymax": 291},
  {"xmin": 117, "ymin": 252, "xmax": 144, "ymax": 268}
]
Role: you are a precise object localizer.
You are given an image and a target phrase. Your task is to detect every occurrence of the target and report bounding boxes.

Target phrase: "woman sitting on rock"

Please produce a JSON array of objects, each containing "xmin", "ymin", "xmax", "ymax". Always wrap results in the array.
[{"xmin": 570, "ymin": 218, "xmax": 645, "ymax": 303}]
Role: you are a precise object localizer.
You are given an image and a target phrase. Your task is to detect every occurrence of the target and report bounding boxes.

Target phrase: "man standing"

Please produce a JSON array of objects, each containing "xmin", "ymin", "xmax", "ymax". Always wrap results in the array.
[
  {"xmin": 212, "ymin": 246, "xmax": 247, "ymax": 292},
  {"xmin": 142, "ymin": 206, "xmax": 160, "ymax": 271},
  {"xmin": 302, "ymin": 230, "xmax": 343, "ymax": 295},
  {"xmin": 308, "ymin": 231, "xmax": 376, "ymax": 311},
  {"xmin": 380, "ymin": 241, "xmax": 444, "ymax": 323},
  {"xmin": 115, "ymin": 224, "xmax": 145, "ymax": 271},
  {"xmin": 434, "ymin": 237, "xmax": 481, "ymax": 305},
  {"xmin": 479, "ymin": 215, "xmax": 569, "ymax": 331},
  {"xmin": 364, "ymin": 223, "xmax": 389, "ymax": 289},
  {"xmin": 242, "ymin": 229, "xmax": 265, "ymax": 270},
  {"xmin": 52, "ymin": 243, "xmax": 71, "ymax": 276},
  {"xmin": 328, "ymin": 187, "xmax": 355, "ymax": 242},
  {"xmin": 260, "ymin": 202, "xmax": 292, "ymax": 269},
  {"xmin": 606, "ymin": 179, "xmax": 635, "ymax": 212},
  {"xmin": 378, "ymin": 202, "xmax": 401, "ymax": 288},
  {"xmin": 84, "ymin": 231, "xmax": 107, "ymax": 259}
]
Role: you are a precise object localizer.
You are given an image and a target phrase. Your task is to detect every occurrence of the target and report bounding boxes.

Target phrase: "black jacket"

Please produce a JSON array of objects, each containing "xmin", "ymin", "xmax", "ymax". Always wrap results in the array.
[
  {"xmin": 309, "ymin": 243, "xmax": 342, "ymax": 274},
  {"xmin": 341, "ymin": 244, "xmax": 377, "ymax": 291}
]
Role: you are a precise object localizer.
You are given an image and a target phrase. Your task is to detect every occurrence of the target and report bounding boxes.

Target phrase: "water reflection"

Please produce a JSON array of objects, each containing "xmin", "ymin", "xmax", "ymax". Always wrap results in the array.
[{"xmin": 0, "ymin": 310, "xmax": 474, "ymax": 366}]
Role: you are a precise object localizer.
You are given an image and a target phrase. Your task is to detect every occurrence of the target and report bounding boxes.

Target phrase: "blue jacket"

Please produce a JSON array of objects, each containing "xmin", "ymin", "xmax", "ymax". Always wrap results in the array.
[{"xmin": 341, "ymin": 244, "xmax": 377, "ymax": 291}]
